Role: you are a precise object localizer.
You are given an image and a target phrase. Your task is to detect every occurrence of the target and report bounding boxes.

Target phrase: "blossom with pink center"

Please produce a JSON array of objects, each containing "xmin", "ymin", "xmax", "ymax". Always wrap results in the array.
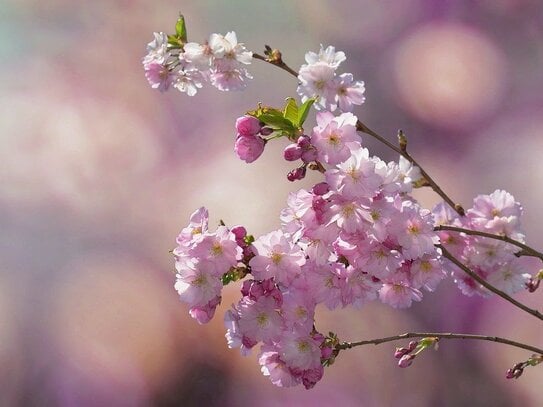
[
  {"xmin": 410, "ymin": 256, "xmax": 446, "ymax": 291},
  {"xmin": 468, "ymin": 190, "xmax": 522, "ymax": 236},
  {"xmin": 379, "ymin": 282, "xmax": 423, "ymax": 308},
  {"xmin": 249, "ymin": 230, "xmax": 306, "ymax": 284},
  {"xmin": 234, "ymin": 134, "xmax": 265, "ymax": 163},
  {"xmin": 486, "ymin": 257, "xmax": 533, "ymax": 295},
  {"xmin": 174, "ymin": 260, "xmax": 223, "ymax": 307},
  {"xmin": 311, "ymin": 111, "xmax": 360, "ymax": 165},
  {"xmin": 355, "ymin": 240, "xmax": 403, "ymax": 279},
  {"xmin": 301, "ymin": 223, "xmax": 340, "ymax": 265},
  {"xmin": 340, "ymin": 266, "xmax": 380, "ymax": 308},
  {"xmin": 327, "ymin": 195, "xmax": 372, "ymax": 234},
  {"xmin": 326, "ymin": 147, "xmax": 383, "ymax": 199},
  {"xmin": 390, "ymin": 203, "xmax": 439, "ymax": 260},
  {"xmin": 237, "ymin": 296, "xmax": 284, "ymax": 344},
  {"xmin": 302, "ymin": 261, "xmax": 344, "ymax": 309},
  {"xmin": 190, "ymin": 226, "xmax": 242, "ymax": 272},
  {"xmin": 335, "ymin": 73, "xmax": 366, "ymax": 112},
  {"xmin": 280, "ymin": 288, "xmax": 316, "ymax": 333},
  {"xmin": 298, "ymin": 63, "xmax": 338, "ymax": 111},
  {"xmin": 144, "ymin": 62, "xmax": 177, "ymax": 92},
  {"xmin": 278, "ymin": 330, "xmax": 323, "ymax": 371}
]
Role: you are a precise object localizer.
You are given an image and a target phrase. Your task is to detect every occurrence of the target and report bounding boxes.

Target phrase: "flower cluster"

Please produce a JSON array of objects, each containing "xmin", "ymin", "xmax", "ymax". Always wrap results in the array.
[
  {"xmin": 154, "ymin": 18, "xmax": 540, "ymax": 390},
  {"xmin": 297, "ymin": 45, "xmax": 366, "ymax": 112},
  {"xmin": 434, "ymin": 190, "xmax": 535, "ymax": 296},
  {"xmin": 143, "ymin": 29, "xmax": 252, "ymax": 95}
]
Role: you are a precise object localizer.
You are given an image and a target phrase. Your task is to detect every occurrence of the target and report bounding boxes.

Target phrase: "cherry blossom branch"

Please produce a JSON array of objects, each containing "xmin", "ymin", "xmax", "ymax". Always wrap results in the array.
[
  {"xmin": 436, "ymin": 225, "xmax": 543, "ymax": 261},
  {"xmin": 253, "ymin": 49, "xmax": 465, "ymax": 216},
  {"xmin": 438, "ymin": 244, "xmax": 543, "ymax": 321},
  {"xmin": 336, "ymin": 332, "xmax": 543, "ymax": 355}
]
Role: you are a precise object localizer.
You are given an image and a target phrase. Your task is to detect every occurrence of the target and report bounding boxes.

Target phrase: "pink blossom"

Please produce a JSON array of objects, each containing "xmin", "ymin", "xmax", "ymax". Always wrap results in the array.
[
  {"xmin": 298, "ymin": 62, "xmax": 338, "ymax": 111},
  {"xmin": 249, "ymin": 230, "xmax": 306, "ymax": 284},
  {"xmin": 234, "ymin": 134, "xmax": 265, "ymax": 163},
  {"xmin": 190, "ymin": 226, "xmax": 242, "ymax": 272},
  {"xmin": 144, "ymin": 62, "xmax": 176, "ymax": 92},
  {"xmin": 237, "ymin": 296, "xmax": 284, "ymax": 344},
  {"xmin": 326, "ymin": 147, "xmax": 383, "ymax": 199},
  {"xmin": 278, "ymin": 331, "xmax": 323, "ymax": 371},
  {"xmin": 335, "ymin": 73, "xmax": 366, "ymax": 112},
  {"xmin": 311, "ymin": 111, "xmax": 360, "ymax": 165},
  {"xmin": 379, "ymin": 282, "xmax": 423, "ymax": 308},
  {"xmin": 174, "ymin": 260, "xmax": 223, "ymax": 307}
]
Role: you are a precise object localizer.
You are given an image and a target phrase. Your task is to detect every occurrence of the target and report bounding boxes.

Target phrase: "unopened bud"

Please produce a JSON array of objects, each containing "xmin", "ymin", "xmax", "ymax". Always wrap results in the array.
[
  {"xmin": 394, "ymin": 347, "xmax": 409, "ymax": 359},
  {"xmin": 398, "ymin": 354, "xmax": 415, "ymax": 368},
  {"xmin": 287, "ymin": 166, "xmax": 306, "ymax": 182},
  {"xmin": 312, "ymin": 182, "xmax": 330, "ymax": 196},
  {"xmin": 283, "ymin": 143, "xmax": 303, "ymax": 161}
]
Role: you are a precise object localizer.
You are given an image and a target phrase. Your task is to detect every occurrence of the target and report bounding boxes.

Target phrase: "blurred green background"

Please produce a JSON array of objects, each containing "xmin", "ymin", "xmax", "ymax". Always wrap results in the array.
[{"xmin": 1, "ymin": 0, "xmax": 543, "ymax": 405}]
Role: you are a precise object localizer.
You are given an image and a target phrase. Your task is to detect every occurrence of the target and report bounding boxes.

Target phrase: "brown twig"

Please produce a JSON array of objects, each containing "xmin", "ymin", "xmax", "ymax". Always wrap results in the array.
[
  {"xmin": 438, "ymin": 244, "xmax": 543, "ymax": 321},
  {"xmin": 436, "ymin": 225, "xmax": 543, "ymax": 261},
  {"xmin": 336, "ymin": 332, "xmax": 543, "ymax": 355}
]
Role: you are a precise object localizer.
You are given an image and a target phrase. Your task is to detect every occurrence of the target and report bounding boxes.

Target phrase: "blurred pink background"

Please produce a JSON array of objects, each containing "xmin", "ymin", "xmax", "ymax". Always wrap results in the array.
[{"xmin": 2, "ymin": 0, "xmax": 543, "ymax": 406}]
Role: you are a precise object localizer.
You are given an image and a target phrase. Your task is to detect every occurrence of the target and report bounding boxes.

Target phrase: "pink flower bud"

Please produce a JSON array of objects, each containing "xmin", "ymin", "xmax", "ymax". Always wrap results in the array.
[
  {"xmin": 283, "ymin": 143, "xmax": 303, "ymax": 161},
  {"xmin": 231, "ymin": 225, "xmax": 247, "ymax": 241},
  {"xmin": 234, "ymin": 135, "xmax": 265, "ymax": 163},
  {"xmin": 394, "ymin": 347, "xmax": 409, "ymax": 359},
  {"xmin": 287, "ymin": 166, "xmax": 306, "ymax": 182},
  {"xmin": 408, "ymin": 341, "xmax": 419, "ymax": 352},
  {"xmin": 297, "ymin": 135, "xmax": 311, "ymax": 148},
  {"xmin": 312, "ymin": 182, "xmax": 330, "ymax": 196},
  {"xmin": 236, "ymin": 115, "xmax": 262, "ymax": 137},
  {"xmin": 398, "ymin": 354, "xmax": 415, "ymax": 368}
]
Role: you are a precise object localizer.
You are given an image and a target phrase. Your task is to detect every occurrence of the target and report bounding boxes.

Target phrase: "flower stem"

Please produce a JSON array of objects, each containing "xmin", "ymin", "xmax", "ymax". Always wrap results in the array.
[
  {"xmin": 336, "ymin": 332, "xmax": 543, "ymax": 355},
  {"xmin": 438, "ymin": 244, "xmax": 543, "ymax": 321},
  {"xmin": 436, "ymin": 225, "xmax": 543, "ymax": 261}
]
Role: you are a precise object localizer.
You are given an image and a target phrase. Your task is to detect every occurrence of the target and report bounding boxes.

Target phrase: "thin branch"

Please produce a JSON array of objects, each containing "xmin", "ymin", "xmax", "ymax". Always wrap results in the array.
[
  {"xmin": 436, "ymin": 225, "xmax": 543, "ymax": 261},
  {"xmin": 253, "ymin": 52, "xmax": 299, "ymax": 78},
  {"xmin": 438, "ymin": 244, "xmax": 543, "ymax": 321},
  {"xmin": 336, "ymin": 332, "xmax": 543, "ymax": 355}
]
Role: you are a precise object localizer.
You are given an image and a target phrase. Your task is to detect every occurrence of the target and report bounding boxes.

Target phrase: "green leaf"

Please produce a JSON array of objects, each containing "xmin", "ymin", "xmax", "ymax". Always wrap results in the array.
[
  {"xmin": 283, "ymin": 97, "xmax": 299, "ymax": 126},
  {"xmin": 175, "ymin": 14, "xmax": 187, "ymax": 43},
  {"xmin": 167, "ymin": 34, "xmax": 182, "ymax": 48},
  {"xmin": 259, "ymin": 114, "xmax": 295, "ymax": 131},
  {"xmin": 298, "ymin": 98, "xmax": 315, "ymax": 126}
]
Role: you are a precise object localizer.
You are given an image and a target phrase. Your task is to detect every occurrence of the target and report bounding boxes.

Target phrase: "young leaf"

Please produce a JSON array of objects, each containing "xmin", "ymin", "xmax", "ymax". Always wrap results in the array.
[
  {"xmin": 298, "ymin": 98, "xmax": 316, "ymax": 126},
  {"xmin": 283, "ymin": 97, "xmax": 299, "ymax": 126},
  {"xmin": 258, "ymin": 113, "xmax": 296, "ymax": 131},
  {"xmin": 175, "ymin": 14, "xmax": 187, "ymax": 43}
]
